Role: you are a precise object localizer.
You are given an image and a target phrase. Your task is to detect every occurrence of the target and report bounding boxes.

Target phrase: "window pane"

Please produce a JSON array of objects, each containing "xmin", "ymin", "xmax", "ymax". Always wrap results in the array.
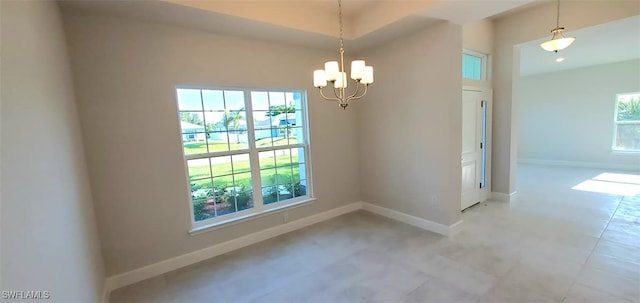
[
  {"xmin": 616, "ymin": 94, "xmax": 640, "ymax": 122},
  {"xmin": 615, "ymin": 124, "xmax": 640, "ymax": 151},
  {"xmin": 251, "ymin": 91, "xmax": 270, "ymax": 110},
  {"xmin": 191, "ymin": 178, "xmax": 213, "ymax": 200},
  {"xmin": 263, "ymin": 186, "xmax": 278, "ymax": 204},
  {"xmin": 226, "ymin": 111, "xmax": 248, "ymax": 150},
  {"xmin": 206, "ymin": 132, "xmax": 230, "ymax": 153},
  {"xmin": 298, "ymin": 180, "xmax": 308, "ymax": 196},
  {"xmin": 232, "ymin": 154, "xmax": 251, "ymax": 174},
  {"xmin": 177, "ymin": 89, "xmax": 202, "ymax": 111},
  {"xmin": 180, "ymin": 112, "xmax": 205, "ymax": 133},
  {"xmin": 211, "ymin": 156, "xmax": 232, "ymax": 176},
  {"xmin": 259, "ymin": 151, "xmax": 275, "ymax": 170},
  {"xmin": 276, "ymin": 171, "xmax": 293, "ymax": 185},
  {"xmin": 193, "ymin": 197, "xmax": 215, "ymax": 221},
  {"xmin": 261, "ymin": 168, "xmax": 276, "ymax": 186},
  {"xmin": 275, "ymin": 148, "xmax": 292, "ymax": 169},
  {"xmin": 202, "ymin": 90, "xmax": 225, "ymax": 111},
  {"xmin": 278, "ymin": 184, "xmax": 294, "ymax": 202},
  {"xmin": 255, "ymin": 134, "xmax": 273, "ymax": 148},
  {"xmin": 187, "ymin": 158, "xmax": 211, "ymax": 181},
  {"xmin": 211, "ymin": 175, "xmax": 237, "ymax": 216},
  {"xmin": 224, "ymin": 91, "xmax": 245, "ymax": 110},
  {"xmin": 292, "ymin": 110, "xmax": 303, "ymax": 127},
  {"xmin": 462, "ymin": 53, "xmax": 483, "ymax": 80},
  {"xmin": 288, "ymin": 127, "xmax": 304, "ymax": 145},
  {"xmin": 234, "ymin": 172, "xmax": 252, "ymax": 189},
  {"xmin": 183, "ymin": 141, "xmax": 207, "ymax": 155},
  {"xmin": 253, "ymin": 111, "xmax": 271, "ymax": 130},
  {"xmin": 204, "ymin": 112, "xmax": 227, "ymax": 132},
  {"xmin": 293, "ymin": 92, "xmax": 303, "ymax": 110},
  {"xmin": 269, "ymin": 92, "xmax": 286, "ymax": 107},
  {"xmin": 236, "ymin": 190, "xmax": 253, "ymax": 211},
  {"xmin": 292, "ymin": 148, "xmax": 306, "ymax": 182}
]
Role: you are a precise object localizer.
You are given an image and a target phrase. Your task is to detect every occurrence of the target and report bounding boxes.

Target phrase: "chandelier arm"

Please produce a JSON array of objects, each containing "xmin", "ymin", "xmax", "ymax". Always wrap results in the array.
[
  {"xmin": 347, "ymin": 80, "xmax": 361, "ymax": 99},
  {"xmin": 332, "ymin": 85, "xmax": 344, "ymax": 101},
  {"xmin": 346, "ymin": 84, "xmax": 369, "ymax": 101},
  {"xmin": 318, "ymin": 87, "xmax": 341, "ymax": 102}
]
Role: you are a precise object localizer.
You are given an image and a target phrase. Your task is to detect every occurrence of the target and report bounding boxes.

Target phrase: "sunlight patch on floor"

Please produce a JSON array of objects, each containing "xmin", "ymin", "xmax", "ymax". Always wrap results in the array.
[{"xmin": 572, "ymin": 172, "xmax": 640, "ymax": 196}]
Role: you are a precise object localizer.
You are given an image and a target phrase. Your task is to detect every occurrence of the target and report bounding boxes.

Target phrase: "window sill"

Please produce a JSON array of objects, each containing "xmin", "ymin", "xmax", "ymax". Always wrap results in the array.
[{"xmin": 189, "ymin": 198, "xmax": 317, "ymax": 235}]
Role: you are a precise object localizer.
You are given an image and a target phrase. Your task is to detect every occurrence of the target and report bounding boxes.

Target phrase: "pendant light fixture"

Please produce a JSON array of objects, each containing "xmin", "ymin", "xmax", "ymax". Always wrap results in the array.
[
  {"xmin": 540, "ymin": 0, "xmax": 575, "ymax": 52},
  {"xmin": 312, "ymin": 0, "xmax": 373, "ymax": 109}
]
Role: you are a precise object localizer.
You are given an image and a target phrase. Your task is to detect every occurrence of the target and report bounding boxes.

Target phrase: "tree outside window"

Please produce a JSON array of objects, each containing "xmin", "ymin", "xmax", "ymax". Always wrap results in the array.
[{"xmin": 613, "ymin": 93, "xmax": 640, "ymax": 152}]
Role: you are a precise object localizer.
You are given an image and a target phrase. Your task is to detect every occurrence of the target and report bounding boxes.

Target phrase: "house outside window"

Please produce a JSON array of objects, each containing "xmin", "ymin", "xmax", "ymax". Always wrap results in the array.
[
  {"xmin": 175, "ymin": 87, "xmax": 311, "ymax": 227},
  {"xmin": 613, "ymin": 92, "xmax": 640, "ymax": 152}
]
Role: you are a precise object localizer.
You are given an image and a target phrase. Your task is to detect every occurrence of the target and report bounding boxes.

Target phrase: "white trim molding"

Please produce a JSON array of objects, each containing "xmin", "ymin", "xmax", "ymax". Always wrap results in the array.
[
  {"xmin": 361, "ymin": 202, "xmax": 462, "ymax": 237},
  {"xmin": 491, "ymin": 191, "xmax": 518, "ymax": 203},
  {"xmin": 518, "ymin": 158, "xmax": 638, "ymax": 172},
  {"xmin": 104, "ymin": 202, "xmax": 362, "ymax": 294}
]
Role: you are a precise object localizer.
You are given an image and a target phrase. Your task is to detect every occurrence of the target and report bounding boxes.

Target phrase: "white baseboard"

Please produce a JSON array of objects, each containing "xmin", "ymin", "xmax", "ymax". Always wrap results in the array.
[
  {"xmin": 448, "ymin": 220, "xmax": 464, "ymax": 235},
  {"xmin": 104, "ymin": 201, "xmax": 362, "ymax": 294},
  {"xmin": 518, "ymin": 158, "xmax": 638, "ymax": 172},
  {"xmin": 361, "ymin": 202, "xmax": 461, "ymax": 237},
  {"xmin": 491, "ymin": 191, "xmax": 517, "ymax": 202},
  {"xmin": 104, "ymin": 200, "xmax": 466, "ymax": 296}
]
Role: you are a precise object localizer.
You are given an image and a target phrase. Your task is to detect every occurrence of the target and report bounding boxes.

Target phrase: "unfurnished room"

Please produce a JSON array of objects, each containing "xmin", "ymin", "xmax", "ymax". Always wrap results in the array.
[{"xmin": 1, "ymin": 0, "xmax": 639, "ymax": 302}]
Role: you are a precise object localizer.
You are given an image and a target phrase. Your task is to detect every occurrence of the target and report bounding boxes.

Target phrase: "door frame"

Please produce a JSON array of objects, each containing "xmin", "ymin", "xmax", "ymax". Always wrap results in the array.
[{"xmin": 463, "ymin": 86, "xmax": 493, "ymax": 203}]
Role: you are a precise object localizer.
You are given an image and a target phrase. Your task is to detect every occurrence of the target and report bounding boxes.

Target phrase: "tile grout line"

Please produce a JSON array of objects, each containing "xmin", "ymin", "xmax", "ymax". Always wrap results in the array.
[{"xmin": 560, "ymin": 194, "xmax": 627, "ymax": 302}]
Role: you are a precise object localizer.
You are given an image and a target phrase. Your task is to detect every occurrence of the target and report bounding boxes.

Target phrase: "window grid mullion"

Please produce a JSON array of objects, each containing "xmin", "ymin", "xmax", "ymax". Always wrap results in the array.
[
  {"xmin": 245, "ymin": 90, "xmax": 264, "ymax": 211},
  {"xmin": 289, "ymin": 146, "xmax": 295, "ymax": 197},
  {"xmin": 255, "ymin": 143, "xmax": 306, "ymax": 153},
  {"xmin": 185, "ymin": 149, "xmax": 250, "ymax": 160}
]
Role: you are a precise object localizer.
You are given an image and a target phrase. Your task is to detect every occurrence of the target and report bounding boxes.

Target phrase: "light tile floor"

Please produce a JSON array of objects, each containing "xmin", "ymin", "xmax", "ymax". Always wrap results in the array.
[{"xmin": 110, "ymin": 165, "xmax": 640, "ymax": 303}]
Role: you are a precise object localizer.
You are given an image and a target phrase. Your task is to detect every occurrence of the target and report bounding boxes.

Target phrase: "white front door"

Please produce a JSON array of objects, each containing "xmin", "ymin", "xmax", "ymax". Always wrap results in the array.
[{"xmin": 461, "ymin": 88, "xmax": 490, "ymax": 210}]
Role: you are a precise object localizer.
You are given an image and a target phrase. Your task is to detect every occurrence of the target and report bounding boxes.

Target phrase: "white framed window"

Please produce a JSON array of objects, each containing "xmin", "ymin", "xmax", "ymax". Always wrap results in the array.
[
  {"xmin": 462, "ymin": 49, "xmax": 487, "ymax": 81},
  {"xmin": 175, "ymin": 87, "xmax": 312, "ymax": 228},
  {"xmin": 613, "ymin": 92, "xmax": 640, "ymax": 152}
]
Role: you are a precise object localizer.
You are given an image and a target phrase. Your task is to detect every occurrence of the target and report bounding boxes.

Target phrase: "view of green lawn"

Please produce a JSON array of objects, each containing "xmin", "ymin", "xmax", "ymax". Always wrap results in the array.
[{"xmin": 184, "ymin": 139, "xmax": 303, "ymax": 192}]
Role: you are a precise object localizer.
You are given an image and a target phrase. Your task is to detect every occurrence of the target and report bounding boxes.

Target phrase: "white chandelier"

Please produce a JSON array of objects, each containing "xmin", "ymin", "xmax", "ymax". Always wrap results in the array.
[
  {"xmin": 540, "ymin": 0, "xmax": 575, "ymax": 52},
  {"xmin": 312, "ymin": 0, "xmax": 373, "ymax": 109}
]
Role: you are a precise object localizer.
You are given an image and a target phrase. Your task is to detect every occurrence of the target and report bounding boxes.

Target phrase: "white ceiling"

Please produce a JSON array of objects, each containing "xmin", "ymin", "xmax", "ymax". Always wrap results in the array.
[
  {"xmin": 519, "ymin": 15, "xmax": 640, "ymax": 76},
  {"xmin": 61, "ymin": 0, "xmax": 537, "ymax": 52}
]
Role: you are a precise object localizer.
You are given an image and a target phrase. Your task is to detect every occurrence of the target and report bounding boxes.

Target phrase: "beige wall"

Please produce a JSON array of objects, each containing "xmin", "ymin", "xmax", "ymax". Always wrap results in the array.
[
  {"xmin": 0, "ymin": 1, "xmax": 105, "ymax": 301},
  {"xmin": 518, "ymin": 60, "xmax": 640, "ymax": 169},
  {"xmin": 62, "ymin": 9, "xmax": 360, "ymax": 276},
  {"xmin": 492, "ymin": 1, "xmax": 640, "ymax": 194},
  {"xmin": 357, "ymin": 22, "xmax": 463, "ymax": 226}
]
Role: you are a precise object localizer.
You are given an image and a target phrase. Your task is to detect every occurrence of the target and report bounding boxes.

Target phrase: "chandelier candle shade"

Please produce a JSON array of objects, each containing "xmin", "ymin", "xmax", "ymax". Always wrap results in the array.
[
  {"xmin": 313, "ymin": 0, "xmax": 373, "ymax": 109},
  {"xmin": 540, "ymin": 0, "xmax": 575, "ymax": 52}
]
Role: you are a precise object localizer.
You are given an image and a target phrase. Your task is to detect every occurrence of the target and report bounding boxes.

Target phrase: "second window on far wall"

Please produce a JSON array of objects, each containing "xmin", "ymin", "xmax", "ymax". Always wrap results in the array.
[
  {"xmin": 613, "ymin": 92, "xmax": 640, "ymax": 152},
  {"xmin": 176, "ymin": 87, "xmax": 310, "ymax": 226}
]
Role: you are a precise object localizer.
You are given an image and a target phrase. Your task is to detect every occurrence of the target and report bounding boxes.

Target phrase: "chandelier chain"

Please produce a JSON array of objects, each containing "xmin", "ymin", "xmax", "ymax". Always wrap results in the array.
[
  {"xmin": 338, "ymin": 0, "xmax": 344, "ymax": 51},
  {"xmin": 313, "ymin": 0, "xmax": 372, "ymax": 109},
  {"xmin": 556, "ymin": 0, "xmax": 560, "ymax": 28}
]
